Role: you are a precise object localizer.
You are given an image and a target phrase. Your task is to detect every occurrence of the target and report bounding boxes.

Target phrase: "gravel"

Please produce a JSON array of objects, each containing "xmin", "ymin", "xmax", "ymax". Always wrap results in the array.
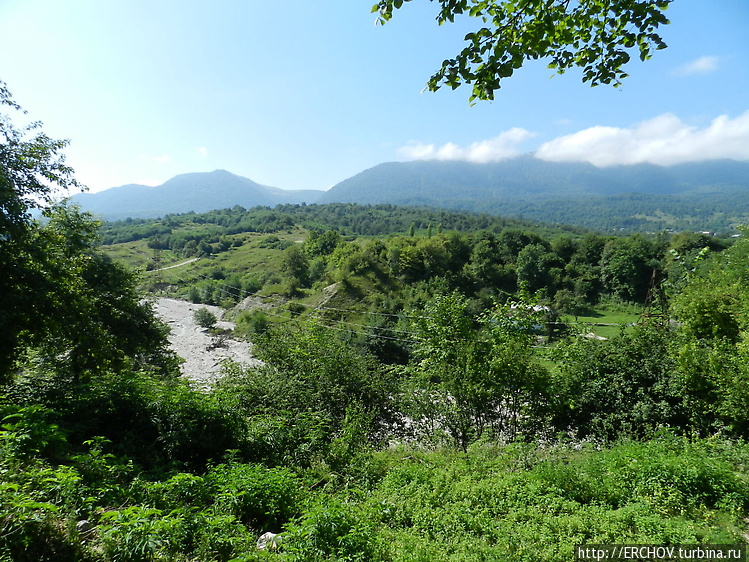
[{"xmin": 152, "ymin": 297, "xmax": 261, "ymax": 383}]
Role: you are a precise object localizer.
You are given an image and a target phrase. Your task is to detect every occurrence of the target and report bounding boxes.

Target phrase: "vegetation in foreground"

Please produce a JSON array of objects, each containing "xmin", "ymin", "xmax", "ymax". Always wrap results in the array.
[{"xmin": 3, "ymin": 81, "xmax": 749, "ymax": 561}]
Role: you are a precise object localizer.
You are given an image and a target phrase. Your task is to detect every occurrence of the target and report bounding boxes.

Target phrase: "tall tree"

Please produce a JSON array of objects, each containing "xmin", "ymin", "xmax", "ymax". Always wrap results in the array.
[
  {"xmin": 600, "ymin": 234, "xmax": 659, "ymax": 302},
  {"xmin": 411, "ymin": 292, "xmax": 549, "ymax": 450},
  {"xmin": 0, "ymin": 82, "xmax": 173, "ymax": 380},
  {"xmin": 1, "ymin": 81, "xmax": 80, "ymax": 374}
]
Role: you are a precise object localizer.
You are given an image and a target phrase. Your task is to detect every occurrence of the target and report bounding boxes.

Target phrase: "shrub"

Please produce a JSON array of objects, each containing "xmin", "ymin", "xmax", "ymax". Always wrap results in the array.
[
  {"xmin": 285, "ymin": 499, "xmax": 384, "ymax": 562},
  {"xmin": 287, "ymin": 303, "xmax": 305, "ymax": 317},
  {"xmin": 99, "ymin": 506, "xmax": 177, "ymax": 562},
  {"xmin": 0, "ymin": 502, "xmax": 88, "ymax": 562},
  {"xmin": 250, "ymin": 323, "xmax": 396, "ymax": 438},
  {"xmin": 209, "ymin": 463, "xmax": 300, "ymax": 530},
  {"xmin": 236, "ymin": 310, "xmax": 270, "ymax": 338},
  {"xmin": 146, "ymin": 473, "xmax": 211, "ymax": 510},
  {"xmin": 193, "ymin": 308, "xmax": 218, "ymax": 329},
  {"xmin": 242, "ymin": 277, "xmax": 262, "ymax": 294},
  {"xmin": 247, "ymin": 310, "xmax": 270, "ymax": 334},
  {"xmin": 187, "ymin": 286, "xmax": 201, "ymax": 303},
  {"xmin": 150, "ymin": 383, "xmax": 248, "ymax": 470},
  {"xmin": 0, "ymin": 405, "xmax": 67, "ymax": 461},
  {"xmin": 308, "ymin": 257, "xmax": 326, "ymax": 284},
  {"xmin": 551, "ymin": 325, "xmax": 684, "ymax": 440}
]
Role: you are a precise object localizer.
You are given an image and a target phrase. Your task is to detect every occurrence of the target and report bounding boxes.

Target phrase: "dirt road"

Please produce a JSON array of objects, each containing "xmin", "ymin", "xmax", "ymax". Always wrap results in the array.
[
  {"xmin": 152, "ymin": 257, "xmax": 200, "ymax": 271},
  {"xmin": 152, "ymin": 298, "xmax": 261, "ymax": 383}
]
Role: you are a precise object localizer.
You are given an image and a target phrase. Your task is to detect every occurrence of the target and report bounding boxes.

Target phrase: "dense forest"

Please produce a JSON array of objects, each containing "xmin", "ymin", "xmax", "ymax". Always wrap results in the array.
[
  {"xmin": 317, "ymin": 158, "xmax": 749, "ymax": 234},
  {"xmin": 98, "ymin": 202, "xmax": 729, "ymax": 322},
  {"xmin": 4, "ymin": 85, "xmax": 749, "ymax": 562}
]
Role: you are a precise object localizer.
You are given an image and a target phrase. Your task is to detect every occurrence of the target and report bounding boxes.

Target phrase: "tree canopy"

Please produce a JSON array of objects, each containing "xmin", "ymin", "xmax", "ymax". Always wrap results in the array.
[
  {"xmin": 373, "ymin": 0, "xmax": 671, "ymax": 101},
  {"xmin": 0, "ymin": 81, "xmax": 174, "ymax": 380}
]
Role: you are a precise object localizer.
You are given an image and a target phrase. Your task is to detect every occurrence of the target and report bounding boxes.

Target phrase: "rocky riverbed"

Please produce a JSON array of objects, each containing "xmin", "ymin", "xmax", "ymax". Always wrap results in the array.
[{"xmin": 152, "ymin": 297, "xmax": 260, "ymax": 383}]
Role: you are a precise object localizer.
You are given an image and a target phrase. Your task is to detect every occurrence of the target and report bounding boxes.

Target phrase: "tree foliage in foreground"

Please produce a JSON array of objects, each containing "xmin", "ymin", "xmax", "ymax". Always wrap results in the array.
[
  {"xmin": 1, "ymin": 81, "xmax": 79, "ymax": 374},
  {"xmin": 0, "ymin": 82, "xmax": 175, "ymax": 381},
  {"xmin": 409, "ymin": 292, "xmax": 550, "ymax": 450},
  {"xmin": 374, "ymin": 0, "xmax": 671, "ymax": 101}
]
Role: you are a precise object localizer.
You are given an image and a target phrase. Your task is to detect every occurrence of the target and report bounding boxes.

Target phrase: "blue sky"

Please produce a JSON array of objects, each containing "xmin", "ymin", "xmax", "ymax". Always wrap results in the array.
[{"xmin": 1, "ymin": 0, "xmax": 747, "ymax": 194}]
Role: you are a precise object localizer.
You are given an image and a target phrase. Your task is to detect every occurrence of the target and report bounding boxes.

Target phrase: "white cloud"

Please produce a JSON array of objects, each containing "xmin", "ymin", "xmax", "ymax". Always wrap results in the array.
[
  {"xmin": 672, "ymin": 55, "xmax": 719, "ymax": 76},
  {"xmin": 534, "ymin": 111, "xmax": 749, "ymax": 166},
  {"xmin": 198, "ymin": 147, "xmax": 208, "ymax": 158},
  {"xmin": 398, "ymin": 128, "xmax": 536, "ymax": 163}
]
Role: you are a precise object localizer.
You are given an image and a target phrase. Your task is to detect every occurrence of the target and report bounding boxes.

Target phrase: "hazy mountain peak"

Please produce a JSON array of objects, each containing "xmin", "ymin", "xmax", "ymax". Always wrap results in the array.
[
  {"xmin": 70, "ymin": 159, "xmax": 749, "ymax": 230},
  {"xmin": 70, "ymin": 171, "xmax": 324, "ymax": 220}
]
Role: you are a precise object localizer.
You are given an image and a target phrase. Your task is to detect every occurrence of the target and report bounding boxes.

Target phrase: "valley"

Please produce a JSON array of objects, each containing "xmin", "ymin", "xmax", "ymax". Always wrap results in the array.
[
  {"xmin": 4, "ymin": 3, "xmax": 749, "ymax": 557},
  {"xmin": 7, "ymin": 189, "xmax": 749, "ymax": 562}
]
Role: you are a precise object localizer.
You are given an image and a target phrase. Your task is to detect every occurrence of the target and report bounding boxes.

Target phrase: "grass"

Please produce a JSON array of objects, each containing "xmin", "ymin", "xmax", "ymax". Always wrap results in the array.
[
  {"xmin": 103, "ymin": 230, "xmax": 302, "ymax": 288},
  {"xmin": 5, "ymin": 426, "xmax": 747, "ymax": 561},
  {"xmin": 101, "ymin": 228, "xmax": 399, "ymax": 332},
  {"xmin": 102, "ymin": 239, "xmax": 166, "ymax": 270},
  {"xmin": 374, "ymin": 436, "xmax": 749, "ymax": 560},
  {"xmin": 563, "ymin": 300, "xmax": 643, "ymax": 339}
]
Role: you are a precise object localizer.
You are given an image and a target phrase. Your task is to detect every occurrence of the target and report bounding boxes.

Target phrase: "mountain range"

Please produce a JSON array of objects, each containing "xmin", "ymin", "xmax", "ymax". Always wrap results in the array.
[
  {"xmin": 70, "ymin": 170, "xmax": 322, "ymax": 221},
  {"xmin": 69, "ymin": 157, "xmax": 749, "ymax": 232}
]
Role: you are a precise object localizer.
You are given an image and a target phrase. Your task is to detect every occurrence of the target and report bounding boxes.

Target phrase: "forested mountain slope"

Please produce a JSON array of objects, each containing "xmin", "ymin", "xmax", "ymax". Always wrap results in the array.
[
  {"xmin": 70, "ymin": 169, "xmax": 324, "ymax": 220},
  {"xmin": 70, "ymin": 158, "xmax": 749, "ymax": 232},
  {"xmin": 320, "ymin": 157, "xmax": 749, "ymax": 232}
]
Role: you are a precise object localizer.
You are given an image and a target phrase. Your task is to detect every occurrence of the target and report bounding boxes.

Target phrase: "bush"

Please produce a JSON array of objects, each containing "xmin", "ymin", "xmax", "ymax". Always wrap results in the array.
[
  {"xmin": 250, "ymin": 323, "xmax": 396, "ymax": 438},
  {"xmin": 551, "ymin": 325, "xmax": 684, "ymax": 440},
  {"xmin": 0, "ymin": 405, "xmax": 68, "ymax": 461},
  {"xmin": 0, "ymin": 506, "xmax": 88, "ymax": 562},
  {"xmin": 146, "ymin": 473, "xmax": 212, "ymax": 510},
  {"xmin": 308, "ymin": 257, "xmax": 327, "ymax": 284},
  {"xmin": 672, "ymin": 289, "xmax": 740, "ymax": 342},
  {"xmin": 285, "ymin": 499, "xmax": 384, "ymax": 562},
  {"xmin": 187, "ymin": 286, "xmax": 201, "ymax": 303},
  {"xmin": 99, "ymin": 506, "xmax": 171, "ymax": 562},
  {"xmin": 8, "ymin": 369, "xmax": 248, "ymax": 471},
  {"xmin": 209, "ymin": 463, "xmax": 300, "ymax": 530},
  {"xmin": 236, "ymin": 310, "xmax": 271, "ymax": 337},
  {"xmin": 287, "ymin": 303, "xmax": 305, "ymax": 317},
  {"xmin": 151, "ymin": 384, "xmax": 248, "ymax": 470},
  {"xmin": 193, "ymin": 308, "xmax": 218, "ymax": 329},
  {"xmin": 242, "ymin": 277, "xmax": 262, "ymax": 294}
]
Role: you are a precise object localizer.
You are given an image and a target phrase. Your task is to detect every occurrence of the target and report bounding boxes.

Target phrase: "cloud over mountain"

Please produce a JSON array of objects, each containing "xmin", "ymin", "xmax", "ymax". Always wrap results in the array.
[
  {"xmin": 535, "ymin": 111, "xmax": 749, "ymax": 167},
  {"xmin": 397, "ymin": 110, "xmax": 749, "ymax": 169},
  {"xmin": 398, "ymin": 128, "xmax": 536, "ymax": 163}
]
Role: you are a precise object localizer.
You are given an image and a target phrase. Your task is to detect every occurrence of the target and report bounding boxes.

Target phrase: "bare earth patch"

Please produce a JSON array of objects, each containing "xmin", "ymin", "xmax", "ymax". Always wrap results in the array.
[{"xmin": 152, "ymin": 297, "xmax": 261, "ymax": 383}]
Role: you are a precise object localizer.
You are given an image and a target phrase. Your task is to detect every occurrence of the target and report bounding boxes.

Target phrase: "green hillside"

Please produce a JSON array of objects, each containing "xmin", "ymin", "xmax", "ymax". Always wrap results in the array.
[
  {"xmin": 320, "ymin": 157, "xmax": 749, "ymax": 232},
  {"xmin": 96, "ymin": 203, "xmax": 731, "ymax": 344}
]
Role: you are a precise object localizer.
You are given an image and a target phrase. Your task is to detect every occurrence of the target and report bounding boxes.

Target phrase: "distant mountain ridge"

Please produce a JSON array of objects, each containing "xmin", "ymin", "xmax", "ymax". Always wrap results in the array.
[
  {"xmin": 319, "ymin": 157, "xmax": 749, "ymax": 204},
  {"xmin": 70, "ymin": 170, "xmax": 324, "ymax": 220},
  {"xmin": 319, "ymin": 157, "xmax": 749, "ymax": 231},
  {"xmin": 70, "ymin": 159, "xmax": 749, "ymax": 231}
]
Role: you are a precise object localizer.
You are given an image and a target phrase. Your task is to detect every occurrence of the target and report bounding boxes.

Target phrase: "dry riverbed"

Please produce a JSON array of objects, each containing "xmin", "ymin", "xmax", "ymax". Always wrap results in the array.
[{"xmin": 152, "ymin": 297, "xmax": 260, "ymax": 383}]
